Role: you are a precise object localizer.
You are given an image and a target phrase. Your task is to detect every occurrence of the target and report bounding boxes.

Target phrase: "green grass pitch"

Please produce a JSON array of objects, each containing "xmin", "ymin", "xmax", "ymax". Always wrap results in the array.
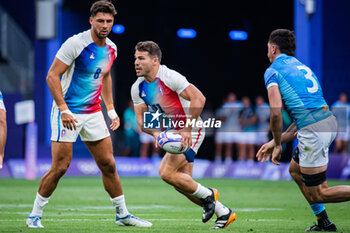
[{"xmin": 0, "ymin": 177, "xmax": 349, "ymax": 232}]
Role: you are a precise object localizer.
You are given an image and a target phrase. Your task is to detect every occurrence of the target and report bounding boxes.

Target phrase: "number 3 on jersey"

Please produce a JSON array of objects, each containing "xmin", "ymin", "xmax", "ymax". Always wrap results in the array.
[
  {"xmin": 94, "ymin": 67, "xmax": 102, "ymax": 79},
  {"xmin": 297, "ymin": 65, "xmax": 319, "ymax": 93}
]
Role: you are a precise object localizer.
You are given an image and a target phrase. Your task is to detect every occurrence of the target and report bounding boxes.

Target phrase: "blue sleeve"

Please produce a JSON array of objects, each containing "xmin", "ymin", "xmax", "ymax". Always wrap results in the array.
[{"xmin": 264, "ymin": 68, "xmax": 279, "ymax": 89}]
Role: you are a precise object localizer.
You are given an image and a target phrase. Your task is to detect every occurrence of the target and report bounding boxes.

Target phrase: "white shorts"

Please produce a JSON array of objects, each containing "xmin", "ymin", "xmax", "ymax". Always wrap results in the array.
[
  {"xmin": 140, "ymin": 132, "xmax": 155, "ymax": 143},
  {"xmin": 0, "ymin": 100, "xmax": 6, "ymax": 111},
  {"xmin": 50, "ymin": 107, "xmax": 110, "ymax": 142},
  {"xmin": 297, "ymin": 116, "xmax": 337, "ymax": 168}
]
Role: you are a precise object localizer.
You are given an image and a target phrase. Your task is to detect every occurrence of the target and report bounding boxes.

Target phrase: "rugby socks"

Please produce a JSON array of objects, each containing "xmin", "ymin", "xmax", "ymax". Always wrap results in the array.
[
  {"xmin": 215, "ymin": 201, "xmax": 230, "ymax": 217},
  {"xmin": 318, "ymin": 210, "xmax": 332, "ymax": 227},
  {"xmin": 111, "ymin": 195, "xmax": 129, "ymax": 218},
  {"xmin": 310, "ymin": 203, "xmax": 332, "ymax": 227},
  {"xmin": 30, "ymin": 192, "xmax": 50, "ymax": 217},
  {"xmin": 310, "ymin": 203, "xmax": 325, "ymax": 216},
  {"xmin": 192, "ymin": 183, "xmax": 212, "ymax": 199}
]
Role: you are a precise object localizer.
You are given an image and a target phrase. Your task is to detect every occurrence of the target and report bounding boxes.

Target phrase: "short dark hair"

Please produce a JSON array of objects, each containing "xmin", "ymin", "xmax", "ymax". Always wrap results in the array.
[
  {"xmin": 135, "ymin": 41, "xmax": 162, "ymax": 62},
  {"xmin": 269, "ymin": 29, "xmax": 296, "ymax": 56},
  {"xmin": 90, "ymin": 0, "xmax": 117, "ymax": 17}
]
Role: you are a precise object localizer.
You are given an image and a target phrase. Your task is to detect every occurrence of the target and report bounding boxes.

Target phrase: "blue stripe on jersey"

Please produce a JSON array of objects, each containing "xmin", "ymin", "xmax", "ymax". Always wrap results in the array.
[
  {"xmin": 0, "ymin": 91, "xmax": 3, "ymax": 101},
  {"xmin": 264, "ymin": 54, "xmax": 332, "ymax": 129}
]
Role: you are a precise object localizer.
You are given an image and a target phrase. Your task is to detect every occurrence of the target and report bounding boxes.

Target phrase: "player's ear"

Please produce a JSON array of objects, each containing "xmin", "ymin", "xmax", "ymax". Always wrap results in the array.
[
  {"xmin": 153, "ymin": 57, "xmax": 159, "ymax": 64},
  {"xmin": 89, "ymin": 17, "xmax": 93, "ymax": 25},
  {"xmin": 272, "ymin": 45, "xmax": 278, "ymax": 54}
]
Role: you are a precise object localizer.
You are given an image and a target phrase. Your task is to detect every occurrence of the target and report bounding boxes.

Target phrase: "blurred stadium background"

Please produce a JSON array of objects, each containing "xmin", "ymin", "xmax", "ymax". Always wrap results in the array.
[{"xmin": 0, "ymin": 0, "xmax": 350, "ymax": 231}]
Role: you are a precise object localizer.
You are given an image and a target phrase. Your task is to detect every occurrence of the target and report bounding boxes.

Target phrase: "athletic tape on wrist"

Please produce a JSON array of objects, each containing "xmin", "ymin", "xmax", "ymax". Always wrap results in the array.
[
  {"xmin": 108, "ymin": 109, "xmax": 118, "ymax": 120},
  {"xmin": 61, "ymin": 109, "xmax": 76, "ymax": 119}
]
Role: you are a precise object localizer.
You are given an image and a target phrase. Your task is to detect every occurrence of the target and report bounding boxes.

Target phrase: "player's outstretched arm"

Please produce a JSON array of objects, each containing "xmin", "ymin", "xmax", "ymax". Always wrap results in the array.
[
  {"xmin": 46, "ymin": 58, "xmax": 78, "ymax": 130},
  {"xmin": 101, "ymin": 70, "xmax": 119, "ymax": 131}
]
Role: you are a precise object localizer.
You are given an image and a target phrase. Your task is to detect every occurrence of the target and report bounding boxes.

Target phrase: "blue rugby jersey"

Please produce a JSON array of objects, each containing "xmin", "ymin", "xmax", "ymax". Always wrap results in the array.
[{"xmin": 264, "ymin": 54, "xmax": 332, "ymax": 129}]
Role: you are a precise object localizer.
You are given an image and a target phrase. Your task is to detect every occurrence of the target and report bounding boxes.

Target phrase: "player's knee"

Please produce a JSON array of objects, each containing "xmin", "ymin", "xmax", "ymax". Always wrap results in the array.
[
  {"xmin": 158, "ymin": 169, "xmax": 173, "ymax": 184},
  {"xmin": 99, "ymin": 159, "xmax": 116, "ymax": 175},
  {"xmin": 53, "ymin": 164, "xmax": 70, "ymax": 178}
]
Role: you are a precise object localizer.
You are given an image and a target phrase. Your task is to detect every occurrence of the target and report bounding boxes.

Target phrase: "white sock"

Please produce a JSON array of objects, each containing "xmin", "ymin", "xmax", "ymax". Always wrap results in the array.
[
  {"xmin": 215, "ymin": 201, "xmax": 230, "ymax": 217},
  {"xmin": 111, "ymin": 195, "xmax": 129, "ymax": 218},
  {"xmin": 30, "ymin": 192, "xmax": 50, "ymax": 217},
  {"xmin": 192, "ymin": 183, "xmax": 212, "ymax": 199}
]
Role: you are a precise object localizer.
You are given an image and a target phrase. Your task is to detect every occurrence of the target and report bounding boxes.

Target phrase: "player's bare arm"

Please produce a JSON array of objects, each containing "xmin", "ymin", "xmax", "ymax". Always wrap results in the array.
[
  {"xmin": 101, "ymin": 70, "xmax": 120, "ymax": 131},
  {"xmin": 179, "ymin": 84, "xmax": 206, "ymax": 149},
  {"xmin": 134, "ymin": 103, "xmax": 161, "ymax": 145},
  {"xmin": 46, "ymin": 57, "xmax": 78, "ymax": 130},
  {"xmin": 266, "ymin": 85, "xmax": 283, "ymax": 165},
  {"xmin": 0, "ymin": 109, "xmax": 6, "ymax": 169}
]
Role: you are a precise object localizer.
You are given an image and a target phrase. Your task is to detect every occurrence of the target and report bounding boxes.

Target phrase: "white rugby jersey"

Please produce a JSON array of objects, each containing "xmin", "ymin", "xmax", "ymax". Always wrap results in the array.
[
  {"xmin": 55, "ymin": 29, "xmax": 117, "ymax": 114},
  {"xmin": 131, "ymin": 65, "xmax": 194, "ymax": 127}
]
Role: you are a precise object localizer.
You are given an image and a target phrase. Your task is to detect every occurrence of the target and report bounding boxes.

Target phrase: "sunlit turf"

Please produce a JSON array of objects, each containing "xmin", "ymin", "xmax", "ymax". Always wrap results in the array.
[{"xmin": 0, "ymin": 177, "xmax": 349, "ymax": 232}]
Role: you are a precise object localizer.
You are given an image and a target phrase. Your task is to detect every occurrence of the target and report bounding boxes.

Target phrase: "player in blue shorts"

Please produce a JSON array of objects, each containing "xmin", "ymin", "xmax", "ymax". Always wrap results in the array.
[
  {"xmin": 257, "ymin": 29, "xmax": 350, "ymax": 231},
  {"xmin": 0, "ymin": 91, "xmax": 7, "ymax": 169}
]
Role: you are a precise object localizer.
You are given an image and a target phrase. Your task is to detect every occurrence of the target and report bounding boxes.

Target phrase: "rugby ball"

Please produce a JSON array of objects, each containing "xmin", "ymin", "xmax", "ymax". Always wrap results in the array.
[{"xmin": 157, "ymin": 131, "xmax": 189, "ymax": 154}]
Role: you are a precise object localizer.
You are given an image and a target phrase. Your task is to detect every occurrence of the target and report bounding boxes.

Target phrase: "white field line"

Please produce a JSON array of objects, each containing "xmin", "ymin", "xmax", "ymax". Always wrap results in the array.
[
  {"xmin": 0, "ymin": 212, "xmax": 160, "ymax": 217},
  {"xmin": 0, "ymin": 218, "xmax": 283, "ymax": 222},
  {"xmin": 0, "ymin": 204, "xmax": 283, "ymax": 212},
  {"xmin": 0, "ymin": 204, "xmax": 171, "ymax": 210}
]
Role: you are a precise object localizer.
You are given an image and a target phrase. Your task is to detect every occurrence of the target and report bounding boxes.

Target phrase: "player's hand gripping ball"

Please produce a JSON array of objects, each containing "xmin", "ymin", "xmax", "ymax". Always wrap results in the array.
[{"xmin": 157, "ymin": 131, "xmax": 189, "ymax": 154}]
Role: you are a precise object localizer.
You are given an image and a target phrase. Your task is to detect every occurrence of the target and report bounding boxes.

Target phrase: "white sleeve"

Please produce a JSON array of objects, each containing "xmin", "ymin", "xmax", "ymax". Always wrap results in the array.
[
  {"xmin": 56, "ymin": 36, "xmax": 80, "ymax": 66},
  {"xmin": 131, "ymin": 81, "xmax": 145, "ymax": 106},
  {"xmin": 164, "ymin": 69, "xmax": 191, "ymax": 94}
]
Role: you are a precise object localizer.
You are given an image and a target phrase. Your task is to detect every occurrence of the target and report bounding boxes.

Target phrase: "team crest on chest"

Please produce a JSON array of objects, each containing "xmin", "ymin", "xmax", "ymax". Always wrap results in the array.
[{"xmin": 90, "ymin": 53, "xmax": 95, "ymax": 60}]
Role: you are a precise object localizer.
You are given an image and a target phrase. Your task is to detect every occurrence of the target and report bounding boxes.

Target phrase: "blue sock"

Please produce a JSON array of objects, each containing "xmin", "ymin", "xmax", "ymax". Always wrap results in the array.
[{"xmin": 310, "ymin": 203, "xmax": 325, "ymax": 215}]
